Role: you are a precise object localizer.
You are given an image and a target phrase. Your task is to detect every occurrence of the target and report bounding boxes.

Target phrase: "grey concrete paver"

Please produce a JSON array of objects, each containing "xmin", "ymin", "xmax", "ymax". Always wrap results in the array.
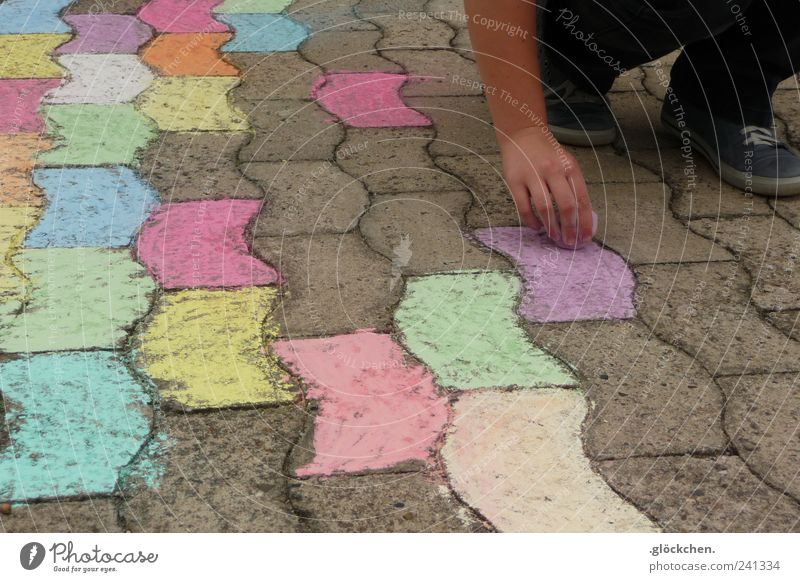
[
  {"xmin": 120, "ymin": 407, "xmax": 305, "ymax": 533},
  {"xmin": 634, "ymin": 262, "xmax": 800, "ymax": 375},
  {"xmin": 526, "ymin": 320, "xmax": 729, "ymax": 459},
  {"xmin": 598, "ymin": 455, "xmax": 800, "ymax": 532},
  {"xmin": 1, "ymin": 499, "xmax": 121, "ymax": 533}
]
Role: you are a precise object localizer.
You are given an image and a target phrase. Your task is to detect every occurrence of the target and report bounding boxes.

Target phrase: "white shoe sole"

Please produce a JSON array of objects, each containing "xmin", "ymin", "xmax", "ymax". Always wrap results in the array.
[{"xmin": 549, "ymin": 124, "xmax": 617, "ymax": 147}]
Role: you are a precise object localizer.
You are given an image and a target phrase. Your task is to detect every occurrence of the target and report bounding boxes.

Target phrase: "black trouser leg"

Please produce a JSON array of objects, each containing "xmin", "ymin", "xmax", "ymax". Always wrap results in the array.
[
  {"xmin": 543, "ymin": 0, "xmax": 800, "ymax": 124},
  {"xmin": 671, "ymin": 0, "xmax": 800, "ymax": 125}
]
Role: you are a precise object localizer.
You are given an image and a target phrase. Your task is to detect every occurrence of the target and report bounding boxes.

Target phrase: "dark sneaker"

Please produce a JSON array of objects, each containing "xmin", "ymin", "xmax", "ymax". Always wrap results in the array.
[
  {"xmin": 537, "ymin": 1, "xmax": 617, "ymax": 147},
  {"xmin": 661, "ymin": 97, "xmax": 800, "ymax": 197},
  {"xmin": 543, "ymin": 77, "xmax": 618, "ymax": 146}
]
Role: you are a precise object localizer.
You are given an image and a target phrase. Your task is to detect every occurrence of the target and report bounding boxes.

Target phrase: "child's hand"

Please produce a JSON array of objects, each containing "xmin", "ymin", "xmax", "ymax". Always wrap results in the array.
[{"xmin": 498, "ymin": 126, "xmax": 594, "ymax": 248}]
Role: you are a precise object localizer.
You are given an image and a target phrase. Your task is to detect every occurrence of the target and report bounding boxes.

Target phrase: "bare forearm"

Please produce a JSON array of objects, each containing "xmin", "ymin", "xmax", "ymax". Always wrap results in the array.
[{"xmin": 463, "ymin": 0, "xmax": 545, "ymax": 140}]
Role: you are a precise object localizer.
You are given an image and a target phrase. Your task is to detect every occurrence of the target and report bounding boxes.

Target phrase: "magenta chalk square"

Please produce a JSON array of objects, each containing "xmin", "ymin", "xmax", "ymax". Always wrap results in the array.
[
  {"xmin": 136, "ymin": 199, "xmax": 281, "ymax": 289},
  {"xmin": 311, "ymin": 72, "xmax": 431, "ymax": 128}
]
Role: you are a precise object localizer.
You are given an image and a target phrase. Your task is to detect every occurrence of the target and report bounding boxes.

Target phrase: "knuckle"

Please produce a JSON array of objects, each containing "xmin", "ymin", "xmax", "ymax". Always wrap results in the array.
[
  {"xmin": 560, "ymin": 200, "xmax": 577, "ymax": 214},
  {"xmin": 538, "ymin": 159, "xmax": 556, "ymax": 173}
]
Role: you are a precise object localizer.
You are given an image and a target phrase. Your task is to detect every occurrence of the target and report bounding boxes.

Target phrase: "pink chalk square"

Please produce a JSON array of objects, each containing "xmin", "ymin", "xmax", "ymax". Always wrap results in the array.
[
  {"xmin": 311, "ymin": 72, "xmax": 431, "ymax": 128},
  {"xmin": 0, "ymin": 79, "xmax": 62, "ymax": 134},
  {"xmin": 138, "ymin": 0, "xmax": 229, "ymax": 33},
  {"xmin": 136, "ymin": 199, "xmax": 281, "ymax": 289},
  {"xmin": 273, "ymin": 330, "xmax": 449, "ymax": 476}
]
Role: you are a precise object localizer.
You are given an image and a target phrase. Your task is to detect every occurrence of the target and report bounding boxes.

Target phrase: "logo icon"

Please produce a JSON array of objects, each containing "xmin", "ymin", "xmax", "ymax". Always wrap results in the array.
[
  {"xmin": 20, "ymin": 542, "xmax": 46, "ymax": 570},
  {"xmin": 390, "ymin": 233, "xmax": 412, "ymax": 291}
]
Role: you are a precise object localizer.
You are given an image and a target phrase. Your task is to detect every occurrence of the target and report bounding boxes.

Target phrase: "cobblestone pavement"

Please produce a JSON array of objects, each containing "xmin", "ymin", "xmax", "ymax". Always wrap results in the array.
[{"xmin": 1, "ymin": 0, "xmax": 800, "ymax": 533}]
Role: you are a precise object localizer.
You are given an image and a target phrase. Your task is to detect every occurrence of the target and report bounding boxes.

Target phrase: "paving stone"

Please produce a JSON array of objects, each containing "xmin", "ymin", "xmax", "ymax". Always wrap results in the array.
[
  {"xmin": 767, "ymin": 310, "xmax": 800, "ymax": 341},
  {"xmin": 0, "ymin": 499, "xmax": 121, "ymax": 533},
  {"xmin": 0, "ymin": 135, "xmax": 51, "ymax": 205},
  {"xmin": 0, "ymin": 34, "xmax": 71, "ymax": 78},
  {"xmin": 40, "ymin": 104, "xmax": 157, "ymax": 167},
  {"xmin": 137, "ymin": 288, "xmax": 297, "ymax": 410},
  {"xmin": 239, "ymin": 99, "xmax": 345, "ymax": 162},
  {"xmin": 337, "ymin": 128, "xmax": 462, "ymax": 193},
  {"xmin": 716, "ymin": 374, "xmax": 800, "ymax": 502},
  {"xmin": 628, "ymin": 148, "xmax": 773, "ymax": 219},
  {"xmin": 217, "ymin": 13, "xmax": 309, "ymax": 52},
  {"xmin": 64, "ymin": 0, "xmax": 148, "ymax": 14},
  {"xmin": 0, "ymin": 397, "xmax": 8, "ymax": 456},
  {"xmin": 425, "ymin": 0, "xmax": 468, "ymax": 28},
  {"xmin": 27, "ymin": 167, "xmax": 158, "ymax": 248},
  {"xmin": 373, "ymin": 14, "xmax": 454, "ymax": 49},
  {"xmin": 141, "ymin": 32, "xmax": 239, "ymax": 76},
  {"xmin": 395, "ymin": 271, "xmax": 577, "ymax": 389},
  {"xmin": 227, "ymin": 52, "xmax": 322, "ymax": 100},
  {"xmin": 356, "ymin": 0, "xmax": 429, "ymax": 17},
  {"xmin": 404, "ymin": 95, "xmax": 496, "ymax": 156},
  {"xmin": 0, "ymin": 0, "xmax": 72, "ymax": 33},
  {"xmin": 452, "ymin": 28, "xmax": 472, "ymax": 54},
  {"xmin": 251, "ymin": 233, "xmax": 400, "ymax": 336},
  {"xmin": 777, "ymin": 75, "xmax": 800, "ymax": 91},
  {"xmin": 245, "ymin": 160, "xmax": 369, "ymax": 235},
  {"xmin": 594, "ymin": 182, "xmax": 733, "ymax": 264},
  {"xmin": 121, "ymin": 407, "xmax": 304, "ymax": 532},
  {"xmin": 139, "ymin": 0, "xmax": 229, "ymax": 34},
  {"xmin": 311, "ymin": 72, "xmax": 432, "ymax": 127},
  {"xmin": 773, "ymin": 91, "xmax": 800, "ymax": 147},
  {"xmin": 0, "ymin": 80, "xmax": 71, "ymax": 133},
  {"xmin": 443, "ymin": 390, "xmax": 658, "ymax": 532},
  {"xmin": 690, "ymin": 215, "xmax": 800, "ymax": 311},
  {"xmin": 0, "ymin": 353, "xmax": 156, "ymax": 501},
  {"xmin": 0, "ymin": 208, "xmax": 40, "ymax": 311},
  {"xmin": 274, "ymin": 331, "xmax": 448, "ymax": 476},
  {"xmin": 46, "ymin": 54, "xmax": 154, "ymax": 104},
  {"xmin": 475, "ymin": 227, "xmax": 636, "ymax": 322},
  {"xmin": 58, "ymin": 14, "xmax": 153, "ymax": 54},
  {"xmin": 300, "ymin": 31, "xmax": 402, "ymax": 72},
  {"xmin": 0, "ymin": 249, "xmax": 156, "ymax": 352},
  {"xmin": 642, "ymin": 64, "xmax": 670, "ymax": 100},
  {"xmin": 390, "ymin": 49, "xmax": 481, "ymax": 96},
  {"xmin": 360, "ymin": 191, "xmax": 508, "ymax": 274},
  {"xmin": 140, "ymin": 131, "xmax": 262, "ymax": 201},
  {"xmin": 609, "ymin": 91, "xmax": 674, "ymax": 152},
  {"xmin": 634, "ymin": 261, "xmax": 800, "ymax": 375},
  {"xmin": 435, "ymin": 154, "xmax": 519, "ymax": 228},
  {"xmin": 137, "ymin": 200, "xmax": 281, "ymax": 289},
  {"xmin": 598, "ymin": 455, "xmax": 800, "ymax": 532},
  {"xmin": 610, "ymin": 67, "xmax": 646, "ymax": 93},
  {"xmin": 526, "ymin": 320, "xmax": 728, "ymax": 459},
  {"xmin": 137, "ymin": 77, "xmax": 248, "ymax": 131},
  {"xmin": 289, "ymin": 0, "xmax": 376, "ymax": 32},
  {"xmin": 770, "ymin": 196, "xmax": 800, "ymax": 229},
  {"xmin": 289, "ymin": 472, "xmax": 484, "ymax": 532}
]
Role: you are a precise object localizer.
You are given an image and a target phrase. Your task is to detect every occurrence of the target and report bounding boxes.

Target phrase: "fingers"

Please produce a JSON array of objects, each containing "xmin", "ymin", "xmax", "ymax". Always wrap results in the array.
[
  {"xmin": 547, "ymin": 162, "xmax": 594, "ymax": 248},
  {"xmin": 508, "ymin": 181, "xmax": 543, "ymax": 232},
  {"xmin": 566, "ymin": 164, "xmax": 594, "ymax": 245},
  {"xmin": 527, "ymin": 176, "xmax": 560, "ymax": 241}
]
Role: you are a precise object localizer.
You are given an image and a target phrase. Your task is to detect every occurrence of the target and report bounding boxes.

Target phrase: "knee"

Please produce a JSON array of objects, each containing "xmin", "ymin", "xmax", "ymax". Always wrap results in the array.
[{"xmin": 686, "ymin": 0, "xmax": 756, "ymax": 36}]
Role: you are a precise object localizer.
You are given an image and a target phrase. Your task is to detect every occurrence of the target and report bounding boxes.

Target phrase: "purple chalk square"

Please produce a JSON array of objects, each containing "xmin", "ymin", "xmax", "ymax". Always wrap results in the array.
[
  {"xmin": 474, "ymin": 225, "xmax": 636, "ymax": 323},
  {"xmin": 58, "ymin": 15, "xmax": 153, "ymax": 54}
]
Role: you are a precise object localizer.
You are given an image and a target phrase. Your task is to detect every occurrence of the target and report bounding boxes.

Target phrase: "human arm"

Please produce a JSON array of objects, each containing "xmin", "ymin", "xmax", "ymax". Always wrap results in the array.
[{"xmin": 463, "ymin": 0, "xmax": 593, "ymax": 247}]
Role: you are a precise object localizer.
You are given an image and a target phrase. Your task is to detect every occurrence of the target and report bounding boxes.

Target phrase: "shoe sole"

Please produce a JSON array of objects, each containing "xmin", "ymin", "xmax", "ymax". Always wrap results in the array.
[
  {"xmin": 549, "ymin": 124, "xmax": 617, "ymax": 147},
  {"xmin": 661, "ymin": 112, "xmax": 800, "ymax": 197}
]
